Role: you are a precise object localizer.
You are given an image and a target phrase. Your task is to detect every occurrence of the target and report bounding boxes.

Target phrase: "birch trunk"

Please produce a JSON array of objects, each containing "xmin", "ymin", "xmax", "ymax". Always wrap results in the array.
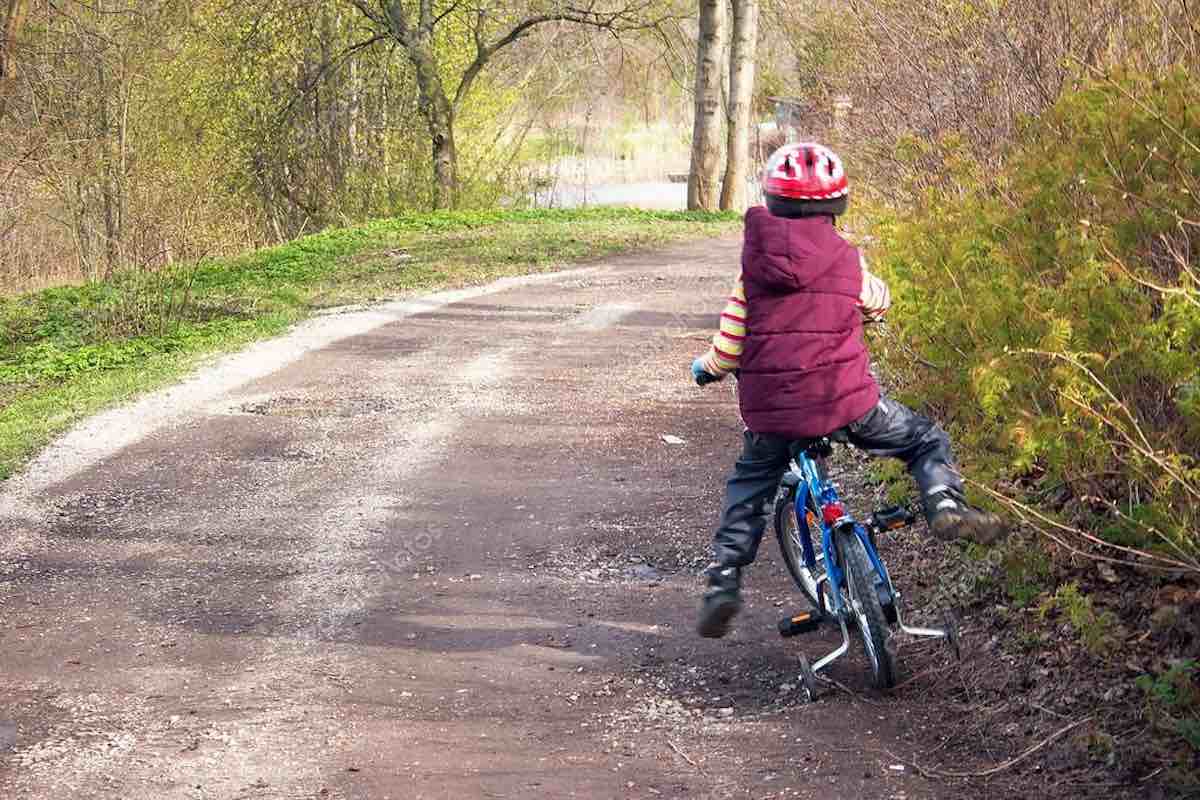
[
  {"xmin": 687, "ymin": 0, "xmax": 728, "ymax": 211},
  {"xmin": 720, "ymin": 0, "xmax": 758, "ymax": 211}
]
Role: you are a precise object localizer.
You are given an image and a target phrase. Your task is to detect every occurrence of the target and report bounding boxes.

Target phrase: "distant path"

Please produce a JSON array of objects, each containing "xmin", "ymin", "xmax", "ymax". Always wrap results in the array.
[
  {"xmin": 534, "ymin": 180, "xmax": 762, "ymax": 211},
  {"xmin": 0, "ymin": 238, "xmax": 956, "ymax": 799},
  {"xmin": 536, "ymin": 182, "xmax": 688, "ymax": 210}
]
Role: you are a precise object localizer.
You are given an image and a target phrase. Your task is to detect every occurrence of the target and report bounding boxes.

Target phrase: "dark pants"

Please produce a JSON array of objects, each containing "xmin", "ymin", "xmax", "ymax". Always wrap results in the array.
[{"xmin": 712, "ymin": 395, "xmax": 961, "ymax": 568}]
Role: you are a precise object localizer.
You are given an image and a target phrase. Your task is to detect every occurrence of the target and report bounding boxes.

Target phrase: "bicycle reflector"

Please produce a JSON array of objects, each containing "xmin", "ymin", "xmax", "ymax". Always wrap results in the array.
[{"xmin": 822, "ymin": 502, "xmax": 846, "ymax": 525}]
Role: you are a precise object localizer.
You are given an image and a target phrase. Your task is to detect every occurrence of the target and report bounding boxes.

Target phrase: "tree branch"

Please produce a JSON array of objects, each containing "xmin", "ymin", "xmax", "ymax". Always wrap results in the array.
[
  {"xmin": 275, "ymin": 31, "xmax": 393, "ymax": 126},
  {"xmin": 346, "ymin": 0, "xmax": 386, "ymax": 27},
  {"xmin": 452, "ymin": 0, "xmax": 669, "ymax": 110},
  {"xmin": 433, "ymin": 0, "xmax": 468, "ymax": 29}
]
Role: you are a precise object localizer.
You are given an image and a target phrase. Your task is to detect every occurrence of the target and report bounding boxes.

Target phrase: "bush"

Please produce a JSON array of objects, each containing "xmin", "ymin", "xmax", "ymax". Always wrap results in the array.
[
  {"xmin": 868, "ymin": 67, "xmax": 1200, "ymax": 567},
  {"xmin": 1136, "ymin": 659, "xmax": 1200, "ymax": 752}
]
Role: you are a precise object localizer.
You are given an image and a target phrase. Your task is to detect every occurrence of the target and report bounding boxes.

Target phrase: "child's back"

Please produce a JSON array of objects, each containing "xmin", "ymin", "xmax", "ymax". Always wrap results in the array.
[{"xmin": 738, "ymin": 208, "xmax": 878, "ymax": 439}]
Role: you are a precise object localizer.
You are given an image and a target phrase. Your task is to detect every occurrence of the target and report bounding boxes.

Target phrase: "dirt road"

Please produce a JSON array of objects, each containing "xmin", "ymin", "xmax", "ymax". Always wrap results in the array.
[{"xmin": 1, "ymin": 238, "xmax": 969, "ymax": 799}]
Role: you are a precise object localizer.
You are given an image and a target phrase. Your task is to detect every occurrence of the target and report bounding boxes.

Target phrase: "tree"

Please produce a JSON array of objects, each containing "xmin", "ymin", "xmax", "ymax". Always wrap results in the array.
[
  {"xmin": 184, "ymin": 2, "xmax": 434, "ymax": 238},
  {"xmin": 346, "ymin": 0, "xmax": 663, "ymax": 209},
  {"xmin": 687, "ymin": 0, "xmax": 726, "ymax": 210},
  {"xmin": 0, "ymin": 0, "xmax": 29, "ymax": 114},
  {"xmin": 719, "ymin": 0, "xmax": 756, "ymax": 210}
]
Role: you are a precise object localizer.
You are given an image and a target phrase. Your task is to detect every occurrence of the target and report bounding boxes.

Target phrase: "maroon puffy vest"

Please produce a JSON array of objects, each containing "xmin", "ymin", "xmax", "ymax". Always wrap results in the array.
[{"xmin": 738, "ymin": 207, "xmax": 879, "ymax": 438}]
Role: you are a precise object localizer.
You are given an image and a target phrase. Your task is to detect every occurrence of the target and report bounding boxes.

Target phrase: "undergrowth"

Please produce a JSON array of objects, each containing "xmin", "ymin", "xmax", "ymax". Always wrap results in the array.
[
  {"xmin": 865, "ymin": 67, "xmax": 1199, "ymax": 567},
  {"xmin": 862, "ymin": 66, "xmax": 1200, "ymax": 781}
]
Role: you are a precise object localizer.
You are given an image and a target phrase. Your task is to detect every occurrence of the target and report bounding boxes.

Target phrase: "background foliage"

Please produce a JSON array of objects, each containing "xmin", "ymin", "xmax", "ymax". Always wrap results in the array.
[
  {"xmin": 844, "ymin": 8, "xmax": 1200, "ymax": 568},
  {"xmin": 0, "ymin": 0, "xmax": 687, "ymax": 291}
]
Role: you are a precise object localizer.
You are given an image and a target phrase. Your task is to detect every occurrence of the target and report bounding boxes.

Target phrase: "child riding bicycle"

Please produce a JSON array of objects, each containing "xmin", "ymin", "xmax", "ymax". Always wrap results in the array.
[{"xmin": 691, "ymin": 142, "xmax": 1005, "ymax": 639}]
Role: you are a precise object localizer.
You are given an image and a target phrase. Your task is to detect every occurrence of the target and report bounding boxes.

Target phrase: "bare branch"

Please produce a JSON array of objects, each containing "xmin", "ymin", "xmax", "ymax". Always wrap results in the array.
[
  {"xmin": 346, "ymin": 0, "xmax": 387, "ymax": 27},
  {"xmin": 452, "ymin": 0, "xmax": 670, "ymax": 110},
  {"xmin": 275, "ymin": 30, "xmax": 393, "ymax": 126},
  {"xmin": 433, "ymin": 0, "xmax": 467, "ymax": 29}
]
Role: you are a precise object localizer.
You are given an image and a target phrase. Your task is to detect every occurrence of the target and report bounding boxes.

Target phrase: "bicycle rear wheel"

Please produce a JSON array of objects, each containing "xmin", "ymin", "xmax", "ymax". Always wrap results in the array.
[
  {"xmin": 773, "ymin": 484, "xmax": 826, "ymax": 611},
  {"xmin": 836, "ymin": 529, "xmax": 896, "ymax": 689}
]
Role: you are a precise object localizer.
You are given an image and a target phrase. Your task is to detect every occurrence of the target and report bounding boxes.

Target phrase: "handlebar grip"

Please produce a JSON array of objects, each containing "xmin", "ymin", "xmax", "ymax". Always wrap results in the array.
[{"xmin": 695, "ymin": 371, "xmax": 720, "ymax": 386}]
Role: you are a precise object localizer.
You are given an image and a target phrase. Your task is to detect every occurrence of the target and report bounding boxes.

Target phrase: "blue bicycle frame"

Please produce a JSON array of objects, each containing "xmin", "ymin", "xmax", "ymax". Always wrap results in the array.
[
  {"xmin": 783, "ymin": 442, "xmax": 952, "ymax": 679},
  {"xmin": 792, "ymin": 449, "xmax": 893, "ymax": 618}
]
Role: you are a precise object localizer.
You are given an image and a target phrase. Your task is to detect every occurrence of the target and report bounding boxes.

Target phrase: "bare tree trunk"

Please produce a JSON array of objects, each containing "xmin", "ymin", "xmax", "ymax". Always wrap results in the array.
[
  {"xmin": 0, "ymin": 0, "xmax": 30, "ymax": 115},
  {"xmin": 720, "ymin": 0, "xmax": 758, "ymax": 211},
  {"xmin": 688, "ymin": 0, "xmax": 727, "ymax": 211},
  {"xmin": 347, "ymin": 52, "xmax": 360, "ymax": 164},
  {"xmin": 428, "ymin": 104, "xmax": 457, "ymax": 210},
  {"xmin": 407, "ymin": 38, "xmax": 458, "ymax": 209}
]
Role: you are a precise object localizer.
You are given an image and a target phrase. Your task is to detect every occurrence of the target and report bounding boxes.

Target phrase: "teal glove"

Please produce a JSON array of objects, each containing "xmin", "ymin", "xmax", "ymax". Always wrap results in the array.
[{"xmin": 692, "ymin": 357, "xmax": 719, "ymax": 386}]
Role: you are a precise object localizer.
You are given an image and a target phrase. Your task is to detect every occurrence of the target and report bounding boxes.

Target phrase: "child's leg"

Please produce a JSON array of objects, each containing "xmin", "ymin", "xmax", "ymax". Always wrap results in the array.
[
  {"xmin": 699, "ymin": 429, "xmax": 791, "ymax": 638},
  {"xmin": 712, "ymin": 429, "xmax": 794, "ymax": 567},
  {"xmin": 840, "ymin": 396, "xmax": 960, "ymax": 496},
  {"xmin": 840, "ymin": 395, "xmax": 1005, "ymax": 543}
]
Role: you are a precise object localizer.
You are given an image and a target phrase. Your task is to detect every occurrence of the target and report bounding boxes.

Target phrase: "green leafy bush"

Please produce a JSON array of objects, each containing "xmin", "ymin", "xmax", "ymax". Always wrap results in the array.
[
  {"xmin": 868, "ymin": 67, "xmax": 1200, "ymax": 565},
  {"xmin": 1136, "ymin": 660, "xmax": 1200, "ymax": 752},
  {"xmin": 1001, "ymin": 544, "xmax": 1053, "ymax": 608},
  {"xmin": 1039, "ymin": 581, "xmax": 1118, "ymax": 655}
]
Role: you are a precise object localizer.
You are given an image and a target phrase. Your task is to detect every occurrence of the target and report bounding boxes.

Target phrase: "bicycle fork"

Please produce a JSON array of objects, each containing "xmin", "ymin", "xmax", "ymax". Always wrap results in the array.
[{"xmin": 783, "ymin": 509, "xmax": 959, "ymax": 682}]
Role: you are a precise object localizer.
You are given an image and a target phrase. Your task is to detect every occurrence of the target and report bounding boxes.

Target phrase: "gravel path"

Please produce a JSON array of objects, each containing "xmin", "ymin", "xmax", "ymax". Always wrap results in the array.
[{"xmin": 0, "ymin": 239, "xmax": 964, "ymax": 799}]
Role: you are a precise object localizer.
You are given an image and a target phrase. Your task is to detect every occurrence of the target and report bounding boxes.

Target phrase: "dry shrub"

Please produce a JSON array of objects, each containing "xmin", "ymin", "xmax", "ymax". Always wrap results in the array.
[
  {"xmin": 837, "ymin": 0, "xmax": 1200, "ymax": 190},
  {"xmin": 869, "ymin": 67, "xmax": 1200, "ymax": 570}
]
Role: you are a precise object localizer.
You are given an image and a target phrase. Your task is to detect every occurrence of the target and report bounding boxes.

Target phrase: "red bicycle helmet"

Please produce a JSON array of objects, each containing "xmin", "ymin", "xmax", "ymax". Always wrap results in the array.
[{"xmin": 762, "ymin": 143, "xmax": 848, "ymax": 200}]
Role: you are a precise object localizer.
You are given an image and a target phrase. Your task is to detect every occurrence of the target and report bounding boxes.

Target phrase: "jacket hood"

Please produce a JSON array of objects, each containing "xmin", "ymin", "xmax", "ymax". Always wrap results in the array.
[{"xmin": 742, "ymin": 206, "xmax": 850, "ymax": 294}]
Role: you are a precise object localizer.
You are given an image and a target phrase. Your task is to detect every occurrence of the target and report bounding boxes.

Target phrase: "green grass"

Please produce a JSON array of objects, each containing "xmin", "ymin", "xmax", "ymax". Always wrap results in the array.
[{"xmin": 0, "ymin": 208, "xmax": 738, "ymax": 480}]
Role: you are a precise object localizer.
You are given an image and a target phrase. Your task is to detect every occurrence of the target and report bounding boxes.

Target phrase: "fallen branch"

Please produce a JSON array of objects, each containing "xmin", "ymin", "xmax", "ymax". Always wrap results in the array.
[
  {"xmin": 819, "ymin": 674, "xmax": 882, "ymax": 705},
  {"xmin": 1082, "ymin": 493, "xmax": 1200, "ymax": 573},
  {"xmin": 967, "ymin": 479, "xmax": 1199, "ymax": 575},
  {"xmin": 889, "ymin": 716, "xmax": 1093, "ymax": 780},
  {"xmin": 666, "ymin": 738, "xmax": 700, "ymax": 770},
  {"xmin": 890, "ymin": 661, "xmax": 955, "ymax": 692}
]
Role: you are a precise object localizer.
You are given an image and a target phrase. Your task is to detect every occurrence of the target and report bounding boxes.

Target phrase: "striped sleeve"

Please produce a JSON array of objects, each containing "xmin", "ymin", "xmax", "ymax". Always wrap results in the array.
[
  {"xmin": 858, "ymin": 255, "xmax": 891, "ymax": 320},
  {"xmin": 698, "ymin": 273, "xmax": 747, "ymax": 377}
]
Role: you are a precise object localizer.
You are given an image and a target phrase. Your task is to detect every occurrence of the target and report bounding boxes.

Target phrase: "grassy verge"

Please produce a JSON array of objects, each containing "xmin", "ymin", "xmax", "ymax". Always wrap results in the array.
[{"xmin": 0, "ymin": 208, "xmax": 738, "ymax": 481}]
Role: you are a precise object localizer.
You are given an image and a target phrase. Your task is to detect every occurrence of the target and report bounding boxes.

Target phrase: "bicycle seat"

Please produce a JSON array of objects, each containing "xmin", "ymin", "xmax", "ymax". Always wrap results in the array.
[{"xmin": 790, "ymin": 437, "xmax": 833, "ymax": 459}]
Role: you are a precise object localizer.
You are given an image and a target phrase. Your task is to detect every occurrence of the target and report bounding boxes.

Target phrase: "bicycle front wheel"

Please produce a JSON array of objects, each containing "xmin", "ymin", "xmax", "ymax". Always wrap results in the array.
[
  {"xmin": 837, "ymin": 529, "xmax": 896, "ymax": 689},
  {"xmin": 773, "ymin": 484, "xmax": 825, "ymax": 611}
]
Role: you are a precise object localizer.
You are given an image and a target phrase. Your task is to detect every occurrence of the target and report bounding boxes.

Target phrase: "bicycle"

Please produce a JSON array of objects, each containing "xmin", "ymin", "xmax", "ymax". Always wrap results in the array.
[{"xmin": 772, "ymin": 436, "xmax": 961, "ymax": 699}]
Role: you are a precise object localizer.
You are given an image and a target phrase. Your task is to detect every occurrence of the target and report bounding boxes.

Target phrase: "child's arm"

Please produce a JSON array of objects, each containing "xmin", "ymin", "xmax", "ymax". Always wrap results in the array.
[
  {"xmin": 858, "ymin": 255, "xmax": 891, "ymax": 321},
  {"xmin": 696, "ymin": 272, "xmax": 747, "ymax": 378}
]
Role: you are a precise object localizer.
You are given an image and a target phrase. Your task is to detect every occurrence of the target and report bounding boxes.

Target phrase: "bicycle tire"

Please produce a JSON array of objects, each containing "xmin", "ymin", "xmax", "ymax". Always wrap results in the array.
[
  {"xmin": 837, "ymin": 529, "xmax": 896, "ymax": 689},
  {"xmin": 773, "ymin": 485, "xmax": 825, "ymax": 610}
]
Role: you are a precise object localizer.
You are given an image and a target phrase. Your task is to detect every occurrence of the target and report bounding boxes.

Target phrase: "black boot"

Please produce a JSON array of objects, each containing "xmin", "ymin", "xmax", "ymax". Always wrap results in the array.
[
  {"xmin": 924, "ymin": 488, "xmax": 1006, "ymax": 545},
  {"xmin": 697, "ymin": 564, "xmax": 742, "ymax": 638}
]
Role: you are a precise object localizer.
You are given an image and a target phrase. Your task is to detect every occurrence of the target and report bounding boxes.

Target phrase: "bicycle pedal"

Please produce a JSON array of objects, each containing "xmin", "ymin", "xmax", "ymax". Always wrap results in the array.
[{"xmin": 778, "ymin": 610, "xmax": 824, "ymax": 637}]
